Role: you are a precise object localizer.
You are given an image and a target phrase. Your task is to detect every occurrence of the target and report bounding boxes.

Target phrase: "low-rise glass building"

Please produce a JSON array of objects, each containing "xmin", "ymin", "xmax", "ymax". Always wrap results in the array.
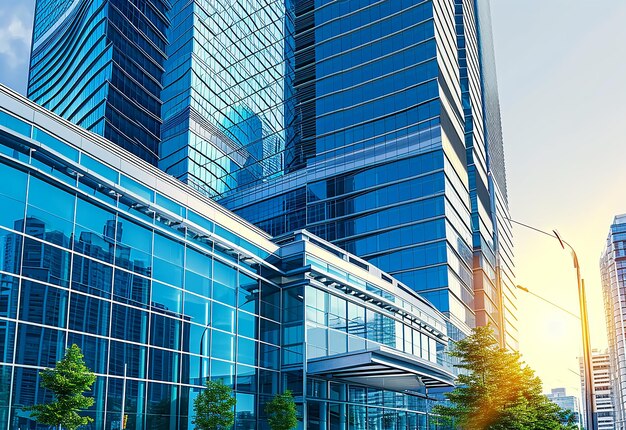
[{"xmin": 0, "ymin": 85, "xmax": 453, "ymax": 429}]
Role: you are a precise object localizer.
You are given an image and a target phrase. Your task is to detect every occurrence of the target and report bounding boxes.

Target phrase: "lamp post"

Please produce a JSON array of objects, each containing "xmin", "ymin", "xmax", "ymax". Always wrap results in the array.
[{"xmin": 508, "ymin": 218, "xmax": 596, "ymax": 430}]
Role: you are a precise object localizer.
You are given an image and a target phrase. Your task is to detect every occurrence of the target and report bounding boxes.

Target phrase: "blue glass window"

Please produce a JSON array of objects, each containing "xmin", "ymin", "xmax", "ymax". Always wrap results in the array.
[
  {"xmin": 185, "ymin": 270, "xmax": 212, "ymax": 298},
  {"xmin": 0, "ymin": 162, "xmax": 27, "ymax": 230},
  {"xmin": 237, "ymin": 311, "xmax": 256, "ymax": 339},
  {"xmin": 153, "ymin": 234, "xmax": 184, "ymax": 286},
  {"xmin": 211, "ymin": 359, "xmax": 234, "ymax": 386},
  {"xmin": 23, "ymin": 237, "xmax": 71, "ymax": 287},
  {"xmin": 212, "ymin": 302, "xmax": 235, "ymax": 333},
  {"xmin": 151, "ymin": 281, "xmax": 182, "ymax": 314},
  {"xmin": 33, "ymin": 127, "xmax": 78, "ymax": 161},
  {"xmin": 67, "ymin": 332, "xmax": 108, "ymax": 374},
  {"xmin": 120, "ymin": 175, "xmax": 154, "ymax": 202},
  {"xmin": 0, "ymin": 322, "xmax": 15, "ymax": 363},
  {"xmin": 0, "ymin": 274, "xmax": 19, "ymax": 319},
  {"xmin": 187, "ymin": 210, "xmax": 214, "ymax": 233},
  {"xmin": 259, "ymin": 343, "xmax": 279, "ymax": 370},
  {"xmin": 258, "ymin": 369, "xmax": 279, "ymax": 395},
  {"xmin": 18, "ymin": 280, "xmax": 67, "ymax": 327},
  {"xmin": 68, "ymin": 292, "xmax": 110, "ymax": 336},
  {"xmin": 26, "ymin": 176, "xmax": 75, "ymax": 243},
  {"xmin": 186, "ymin": 247, "xmax": 212, "ymax": 277},
  {"xmin": 80, "ymin": 154, "xmax": 119, "ymax": 184},
  {"xmin": 115, "ymin": 217, "xmax": 152, "ymax": 275},
  {"xmin": 74, "ymin": 198, "xmax": 116, "ymax": 263},
  {"xmin": 213, "ymin": 260, "xmax": 237, "ymax": 306},
  {"xmin": 110, "ymin": 304, "xmax": 148, "ymax": 343},
  {"xmin": 148, "ymin": 348, "xmax": 179, "ymax": 383},
  {"xmin": 150, "ymin": 313, "xmax": 181, "ymax": 350},
  {"xmin": 236, "ymin": 364, "xmax": 256, "ymax": 394},
  {"xmin": 0, "ymin": 110, "xmax": 31, "ymax": 137},
  {"xmin": 260, "ymin": 319, "xmax": 279, "ymax": 345},
  {"xmin": 156, "ymin": 193, "xmax": 185, "ymax": 217},
  {"xmin": 237, "ymin": 337, "xmax": 257, "ymax": 366},
  {"xmin": 113, "ymin": 269, "xmax": 150, "ymax": 308},
  {"xmin": 71, "ymin": 253, "xmax": 112, "ymax": 297},
  {"xmin": 15, "ymin": 323, "xmax": 65, "ymax": 368},
  {"xmin": 183, "ymin": 291, "xmax": 211, "ymax": 326},
  {"xmin": 109, "ymin": 340, "xmax": 148, "ymax": 378},
  {"xmin": 211, "ymin": 330, "xmax": 235, "ymax": 362},
  {"xmin": 238, "ymin": 272, "xmax": 258, "ymax": 313}
]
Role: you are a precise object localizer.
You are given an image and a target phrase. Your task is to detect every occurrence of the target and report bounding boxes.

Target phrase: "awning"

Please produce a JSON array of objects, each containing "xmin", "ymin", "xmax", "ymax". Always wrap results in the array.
[{"xmin": 307, "ymin": 345, "xmax": 455, "ymax": 391}]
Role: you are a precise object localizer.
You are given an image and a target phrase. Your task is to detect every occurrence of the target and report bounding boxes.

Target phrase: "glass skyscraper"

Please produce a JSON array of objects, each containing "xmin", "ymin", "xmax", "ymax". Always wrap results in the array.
[
  {"xmin": 27, "ymin": 0, "xmax": 516, "ymax": 348},
  {"xmin": 27, "ymin": 0, "xmax": 170, "ymax": 165},
  {"xmin": 159, "ymin": 0, "xmax": 517, "ymax": 347},
  {"xmin": 0, "ymin": 84, "xmax": 454, "ymax": 429},
  {"xmin": 600, "ymin": 216, "xmax": 626, "ymax": 430}
]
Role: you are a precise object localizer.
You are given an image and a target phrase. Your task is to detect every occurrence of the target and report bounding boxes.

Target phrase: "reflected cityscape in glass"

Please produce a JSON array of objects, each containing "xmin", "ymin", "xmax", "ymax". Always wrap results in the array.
[{"xmin": 0, "ymin": 88, "xmax": 454, "ymax": 428}]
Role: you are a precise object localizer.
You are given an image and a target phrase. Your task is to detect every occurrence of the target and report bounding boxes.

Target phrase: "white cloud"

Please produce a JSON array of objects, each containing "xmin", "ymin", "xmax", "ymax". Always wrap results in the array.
[{"xmin": 0, "ymin": 6, "xmax": 33, "ymax": 68}]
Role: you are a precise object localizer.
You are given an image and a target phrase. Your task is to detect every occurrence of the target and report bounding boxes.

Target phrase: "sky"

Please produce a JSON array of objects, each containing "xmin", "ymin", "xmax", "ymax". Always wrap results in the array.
[
  {"xmin": 491, "ymin": 0, "xmax": 626, "ymax": 400},
  {"xmin": 1, "ymin": 0, "xmax": 625, "ymax": 403}
]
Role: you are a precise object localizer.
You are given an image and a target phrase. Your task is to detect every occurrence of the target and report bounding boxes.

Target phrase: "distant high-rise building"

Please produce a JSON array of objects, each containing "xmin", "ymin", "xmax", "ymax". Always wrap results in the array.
[
  {"xmin": 546, "ymin": 387, "xmax": 581, "ymax": 428},
  {"xmin": 601, "ymin": 215, "xmax": 626, "ymax": 430},
  {"xmin": 580, "ymin": 349, "xmax": 616, "ymax": 430},
  {"xmin": 27, "ymin": 0, "xmax": 170, "ymax": 165}
]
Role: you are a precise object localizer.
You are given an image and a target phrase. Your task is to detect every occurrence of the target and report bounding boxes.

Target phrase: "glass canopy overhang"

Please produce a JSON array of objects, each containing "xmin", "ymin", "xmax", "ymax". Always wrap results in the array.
[{"xmin": 307, "ymin": 345, "xmax": 455, "ymax": 390}]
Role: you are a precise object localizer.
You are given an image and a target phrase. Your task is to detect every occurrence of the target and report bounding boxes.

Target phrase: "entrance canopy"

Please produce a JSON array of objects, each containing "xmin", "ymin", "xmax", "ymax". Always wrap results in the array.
[{"xmin": 307, "ymin": 345, "xmax": 455, "ymax": 392}]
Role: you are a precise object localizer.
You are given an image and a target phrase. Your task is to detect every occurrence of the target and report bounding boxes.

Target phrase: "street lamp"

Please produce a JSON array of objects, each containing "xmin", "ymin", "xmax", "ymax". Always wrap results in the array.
[{"xmin": 508, "ymin": 217, "xmax": 596, "ymax": 430}]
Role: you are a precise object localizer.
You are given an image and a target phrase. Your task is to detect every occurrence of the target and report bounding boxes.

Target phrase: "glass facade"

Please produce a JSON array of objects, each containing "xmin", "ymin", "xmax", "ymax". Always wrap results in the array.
[
  {"xmin": 277, "ymin": 232, "xmax": 453, "ymax": 429},
  {"xmin": 213, "ymin": 0, "xmax": 516, "ymax": 347},
  {"xmin": 26, "ymin": 0, "xmax": 516, "ymax": 348},
  {"xmin": 0, "ymin": 87, "xmax": 453, "ymax": 429},
  {"xmin": 28, "ymin": 0, "xmax": 170, "ymax": 166},
  {"xmin": 159, "ymin": 0, "xmax": 293, "ymax": 196},
  {"xmin": 600, "ymin": 216, "xmax": 626, "ymax": 430},
  {"xmin": 455, "ymin": 0, "xmax": 517, "ymax": 349}
]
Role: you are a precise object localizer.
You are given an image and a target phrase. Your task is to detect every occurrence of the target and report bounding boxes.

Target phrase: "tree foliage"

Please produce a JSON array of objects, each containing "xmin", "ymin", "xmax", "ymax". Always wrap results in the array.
[
  {"xmin": 265, "ymin": 390, "xmax": 298, "ymax": 430},
  {"xmin": 433, "ymin": 326, "xmax": 578, "ymax": 430},
  {"xmin": 193, "ymin": 379, "xmax": 236, "ymax": 430},
  {"xmin": 25, "ymin": 344, "xmax": 96, "ymax": 430}
]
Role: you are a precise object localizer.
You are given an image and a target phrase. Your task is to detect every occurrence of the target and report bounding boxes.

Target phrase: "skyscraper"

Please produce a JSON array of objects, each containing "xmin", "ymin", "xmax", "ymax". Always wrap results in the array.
[
  {"xmin": 27, "ymin": 0, "xmax": 170, "ymax": 165},
  {"xmin": 161, "ymin": 0, "xmax": 516, "ymax": 346},
  {"xmin": 546, "ymin": 387, "xmax": 581, "ymax": 428},
  {"xmin": 600, "ymin": 215, "xmax": 626, "ymax": 429},
  {"xmin": 580, "ymin": 349, "xmax": 616, "ymax": 430},
  {"xmin": 28, "ymin": 0, "xmax": 516, "ymax": 347}
]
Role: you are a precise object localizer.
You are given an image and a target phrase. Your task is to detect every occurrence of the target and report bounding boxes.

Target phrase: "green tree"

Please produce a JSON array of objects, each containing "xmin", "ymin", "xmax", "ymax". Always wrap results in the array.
[
  {"xmin": 25, "ymin": 344, "xmax": 96, "ymax": 430},
  {"xmin": 433, "ymin": 326, "xmax": 578, "ymax": 430},
  {"xmin": 193, "ymin": 379, "xmax": 236, "ymax": 430},
  {"xmin": 265, "ymin": 390, "xmax": 298, "ymax": 430}
]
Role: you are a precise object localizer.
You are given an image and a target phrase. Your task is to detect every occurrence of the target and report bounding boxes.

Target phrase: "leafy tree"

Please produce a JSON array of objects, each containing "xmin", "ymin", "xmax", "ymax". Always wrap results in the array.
[
  {"xmin": 25, "ymin": 344, "xmax": 96, "ymax": 430},
  {"xmin": 433, "ymin": 326, "xmax": 578, "ymax": 430},
  {"xmin": 265, "ymin": 390, "xmax": 298, "ymax": 430},
  {"xmin": 193, "ymin": 379, "xmax": 236, "ymax": 430}
]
